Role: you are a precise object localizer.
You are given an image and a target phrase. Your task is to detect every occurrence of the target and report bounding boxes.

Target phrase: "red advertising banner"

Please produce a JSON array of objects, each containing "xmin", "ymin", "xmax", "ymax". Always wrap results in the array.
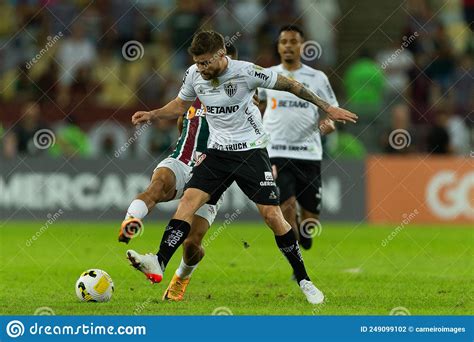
[{"xmin": 367, "ymin": 156, "xmax": 473, "ymax": 224}]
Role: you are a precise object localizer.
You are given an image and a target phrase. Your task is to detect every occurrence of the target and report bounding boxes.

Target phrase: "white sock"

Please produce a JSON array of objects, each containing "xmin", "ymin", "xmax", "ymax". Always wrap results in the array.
[
  {"xmin": 175, "ymin": 258, "xmax": 198, "ymax": 279},
  {"xmin": 125, "ymin": 199, "xmax": 148, "ymax": 219}
]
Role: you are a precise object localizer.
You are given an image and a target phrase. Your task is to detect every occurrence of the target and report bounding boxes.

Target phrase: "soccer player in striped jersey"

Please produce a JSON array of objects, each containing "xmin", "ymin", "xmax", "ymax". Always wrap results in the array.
[{"xmin": 119, "ymin": 45, "xmax": 238, "ymax": 301}]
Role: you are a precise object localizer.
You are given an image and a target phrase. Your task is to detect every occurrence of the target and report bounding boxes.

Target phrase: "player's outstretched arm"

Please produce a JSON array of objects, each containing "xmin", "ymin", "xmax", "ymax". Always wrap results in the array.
[
  {"xmin": 272, "ymin": 74, "xmax": 358, "ymax": 124},
  {"xmin": 131, "ymin": 97, "xmax": 193, "ymax": 125},
  {"xmin": 319, "ymin": 118, "xmax": 336, "ymax": 135}
]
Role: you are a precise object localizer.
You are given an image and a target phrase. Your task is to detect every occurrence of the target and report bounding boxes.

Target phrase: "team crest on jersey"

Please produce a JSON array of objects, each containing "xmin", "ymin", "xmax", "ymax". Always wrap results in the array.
[{"xmin": 224, "ymin": 82, "xmax": 237, "ymax": 97}]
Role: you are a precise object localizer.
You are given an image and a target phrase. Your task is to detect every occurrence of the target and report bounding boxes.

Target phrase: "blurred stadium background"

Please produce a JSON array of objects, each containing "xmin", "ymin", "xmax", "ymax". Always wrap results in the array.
[{"xmin": 0, "ymin": 0, "xmax": 472, "ymax": 224}]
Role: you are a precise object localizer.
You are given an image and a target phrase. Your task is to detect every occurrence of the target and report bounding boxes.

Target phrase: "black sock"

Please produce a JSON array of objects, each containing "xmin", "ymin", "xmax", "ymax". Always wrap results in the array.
[
  {"xmin": 156, "ymin": 219, "xmax": 191, "ymax": 272},
  {"xmin": 275, "ymin": 230, "xmax": 310, "ymax": 283}
]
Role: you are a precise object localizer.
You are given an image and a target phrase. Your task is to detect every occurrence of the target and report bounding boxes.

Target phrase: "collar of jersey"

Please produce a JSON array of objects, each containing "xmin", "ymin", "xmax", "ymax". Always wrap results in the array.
[{"xmin": 280, "ymin": 63, "xmax": 304, "ymax": 73}]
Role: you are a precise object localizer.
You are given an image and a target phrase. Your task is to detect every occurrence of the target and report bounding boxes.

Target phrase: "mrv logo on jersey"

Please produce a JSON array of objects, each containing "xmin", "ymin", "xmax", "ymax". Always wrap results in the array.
[{"xmin": 254, "ymin": 71, "xmax": 269, "ymax": 81}]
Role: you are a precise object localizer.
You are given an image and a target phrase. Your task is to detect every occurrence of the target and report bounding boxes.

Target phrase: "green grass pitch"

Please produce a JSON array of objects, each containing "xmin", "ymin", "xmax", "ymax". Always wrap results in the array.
[{"xmin": 0, "ymin": 221, "xmax": 472, "ymax": 315}]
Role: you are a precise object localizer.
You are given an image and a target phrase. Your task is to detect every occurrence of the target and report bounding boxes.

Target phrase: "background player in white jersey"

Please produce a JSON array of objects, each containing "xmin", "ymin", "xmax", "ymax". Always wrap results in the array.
[
  {"xmin": 119, "ymin": 46, "xmax": 239, "ymax": 301},
  {"xmin": 128, "ymin": 30, "xmax": 357, "ymax": 304},
  {"xmin": 259, "ymin": 25, "xmax": 337, "ymax": 251}
]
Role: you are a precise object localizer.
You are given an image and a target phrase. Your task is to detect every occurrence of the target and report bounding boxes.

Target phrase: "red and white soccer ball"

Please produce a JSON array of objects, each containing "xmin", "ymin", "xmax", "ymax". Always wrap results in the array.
[{"xmin": 75, "ymin": 269, "xmax": 114, "ymax": 302}]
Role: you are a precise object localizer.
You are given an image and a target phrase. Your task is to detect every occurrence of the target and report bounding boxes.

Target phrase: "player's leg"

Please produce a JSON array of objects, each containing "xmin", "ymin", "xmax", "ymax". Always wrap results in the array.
[
  {"xmin": 271, "ymin": 158, "xmax": 299, "ymax": 240},
  {"xmin": 127, "ymin": 150, "xmax": 231, "ymax": 284},
  {"xmin": 295, "ymin": 160, "xmax": 322, "ymax": 250},
  {"xmin": 255, "ymin": 203, "xmax": 323, "ymax": 304},
  {"xmin": 235, "ymin": 149, "xmax": 323, "ymax": 304},
  {"xmin": 163, "ymin": 196, "xmax": 222, "ymax": 301},
  {"xmin": 119, "ymin": 158, "xmax": 182, "ymax": 243},
  {"xmin": 154, "ymin": 187, "xmax": 210, "ymax": 272},
  {"xmin": 298, "ymin": 208, "xmax": 320, "ymax": 249},
  {"xmin": 126, "ymin": 188, "xmax": 209, "ymax": 283},
  {"xmin": 280, "ymin": 196, "xmax": 298, "ymax": 237},
  {"xmin": 162, "ymin": 215, "xmax": 209, "ymax": 301},
  {"xmin": 256, "ymin": 204, "xmax": 307, "ymax": 279}
]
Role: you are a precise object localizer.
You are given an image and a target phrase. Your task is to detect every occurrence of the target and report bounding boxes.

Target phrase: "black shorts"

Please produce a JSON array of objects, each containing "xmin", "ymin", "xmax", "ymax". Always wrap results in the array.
[
  {"xmin": 270, "ymin": 157, "xmax": 322, "ymax": 215},
  {"xmin": 186, "ymin": 148, "xmax": 280, "ymax": 206}
]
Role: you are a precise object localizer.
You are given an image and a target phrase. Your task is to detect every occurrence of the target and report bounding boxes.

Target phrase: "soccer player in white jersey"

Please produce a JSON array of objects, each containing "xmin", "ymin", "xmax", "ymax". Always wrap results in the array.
[
  {"xmin": 127, "ymin": 30, "xmax": 357, "ymax": 304},
  {"xmin": 259, "ymin": 25, "xmax": 337, "ymax": 251},
  {"xmin": 118, "ymin": 45, "xmax": 238, "ymax": 301}
]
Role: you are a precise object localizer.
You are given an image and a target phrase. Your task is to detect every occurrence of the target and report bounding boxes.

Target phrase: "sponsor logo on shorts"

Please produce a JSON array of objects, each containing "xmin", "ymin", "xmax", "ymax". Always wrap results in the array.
[
  {"xmin": 195, "ymin": 153, "xmax": 206, "ymax": 166},
  {"xmin": 208, "ymin": 206, "xmax": 216, "ymax": 215},
  {"xmin": 264, "ymin": 172, "xmax": 273, "ymax": 181},
  {"xmin": 260, "ymin": 180, "xmax": 276, "ymax": 187},
  {"xmin": 269, "ymin": 191, "xmax": 278, "ymax": 200}
]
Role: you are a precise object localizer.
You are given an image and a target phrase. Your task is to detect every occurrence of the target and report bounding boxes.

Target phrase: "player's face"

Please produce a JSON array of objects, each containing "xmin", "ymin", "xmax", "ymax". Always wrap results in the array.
[
  {"xmin": 193, "ymin": 52, "xmax": 225, "ymax": 80},
  {"xmin": 278, "ymin": 31, "xmax": 303, "ymax": 63}
]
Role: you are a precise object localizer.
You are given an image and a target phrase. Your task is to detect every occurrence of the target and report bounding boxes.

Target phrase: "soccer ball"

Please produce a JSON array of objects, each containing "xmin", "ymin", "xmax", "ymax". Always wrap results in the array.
[{"xmin": 75, "ymin": 269, "xmax": 114, "ymax": 302}]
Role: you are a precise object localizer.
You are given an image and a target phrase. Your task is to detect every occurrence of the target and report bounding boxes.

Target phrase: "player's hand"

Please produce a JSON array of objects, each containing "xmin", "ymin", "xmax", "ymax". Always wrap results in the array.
[
  {"xmin": 319, "ymin": 118, "xmax": 336, "ymax": 135},
  {"xmin": 252, "ymin": 94, "xmax": 260, "ymax": 106},
  {"xmin": 326, "ymin": 106, "xmax": 358, "ymax": 124},
  {"xmin": 131, "ymin": 111, "xmax": 154, "ymax": 125},
  {"xmin": 272, "ymin": 165, "xmax": 278, "ymax": 179}
]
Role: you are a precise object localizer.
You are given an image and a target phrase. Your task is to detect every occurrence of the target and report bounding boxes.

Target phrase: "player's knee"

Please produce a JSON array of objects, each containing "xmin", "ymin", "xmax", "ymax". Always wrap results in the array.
[
  {"xmin": 177, "ymin": 194, "xmax": 193, "ymax": 211},
  {"xmin": 280, "ymin": 197, "xmax": 297, "ymax": 219},
  {"xmin": 260, "ymin": 206, "xmax": 283, "ymax": 228}
]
